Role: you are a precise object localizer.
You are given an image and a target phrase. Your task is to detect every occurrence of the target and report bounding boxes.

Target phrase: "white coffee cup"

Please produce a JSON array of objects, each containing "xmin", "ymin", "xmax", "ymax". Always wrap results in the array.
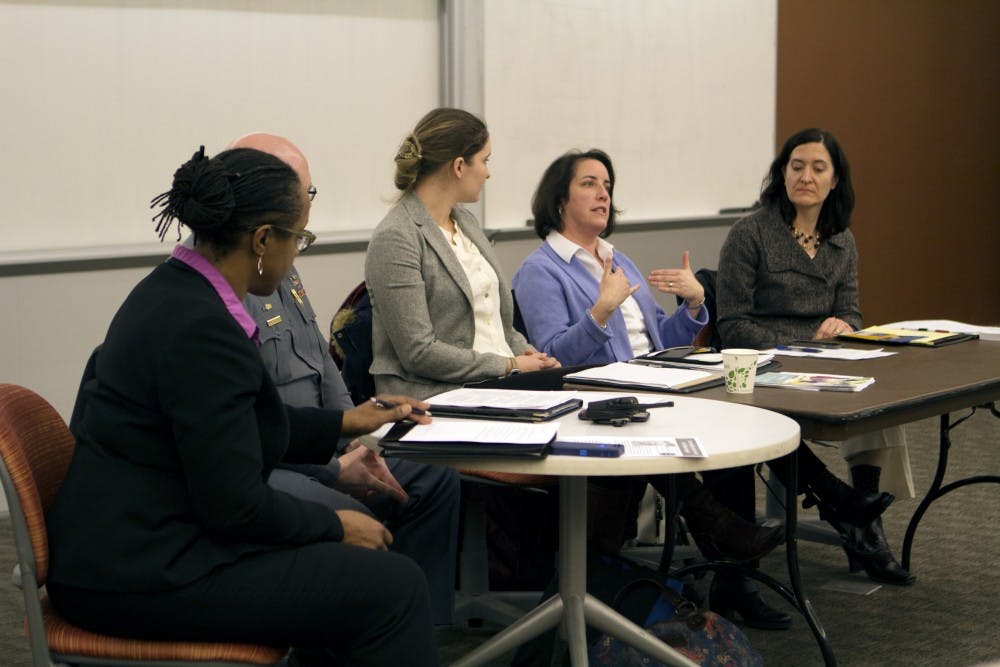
[{"xmin": 721, "ymin": 348, "xmax": 759, "ymax": 394}]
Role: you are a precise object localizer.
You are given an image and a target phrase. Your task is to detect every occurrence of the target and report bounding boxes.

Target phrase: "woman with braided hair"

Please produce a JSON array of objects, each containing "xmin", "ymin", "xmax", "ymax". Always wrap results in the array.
[{"xmin": 46, "ymin": 146, "xmax": 440, "ymax": 666}]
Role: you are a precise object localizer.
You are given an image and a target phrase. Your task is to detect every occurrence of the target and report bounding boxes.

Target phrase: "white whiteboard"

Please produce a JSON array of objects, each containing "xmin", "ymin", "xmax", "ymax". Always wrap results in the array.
[
  {"xmin": 482, "ymin": 0, "xmax": 777, "ymax": 229},
  {"xmin": 0, "ymin": 0, "xmax": 439, "ymax": 254}
]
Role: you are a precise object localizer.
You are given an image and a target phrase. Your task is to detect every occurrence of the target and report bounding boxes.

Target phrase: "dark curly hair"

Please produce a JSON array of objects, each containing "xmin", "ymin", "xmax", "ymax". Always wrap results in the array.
[
  {"xmin": 759, "ymin": 128, "xmax": 855, "ymax": 237},
  {"xmin": 151, "ymin": 146, "xmax": 303, "ymax": 253},
  {"xmin": 531, "ymin": 149, "xmax": 621, "ymax": 240}
]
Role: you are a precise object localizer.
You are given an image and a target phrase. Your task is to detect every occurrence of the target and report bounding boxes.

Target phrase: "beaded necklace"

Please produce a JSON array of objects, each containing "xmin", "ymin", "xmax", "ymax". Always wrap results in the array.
[{"xmin": 790, "ymin": 226, "xmax": 821, "ymax": 252}]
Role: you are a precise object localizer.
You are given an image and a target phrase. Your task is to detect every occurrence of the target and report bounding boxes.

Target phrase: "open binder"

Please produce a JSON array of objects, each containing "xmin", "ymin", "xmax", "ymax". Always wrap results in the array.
[{"xmin": 378, "ymin": 421, "xmax": 553, "ymax": 459}]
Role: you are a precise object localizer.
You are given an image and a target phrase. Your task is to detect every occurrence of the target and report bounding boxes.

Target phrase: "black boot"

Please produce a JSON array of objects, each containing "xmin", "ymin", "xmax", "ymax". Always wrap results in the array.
[
  {"xmin": 803, "ymin": 465, "xmax": 894, "ymax": 526},
  {"xmin": 709, "ymin": 572, "xmax": 791, "ymax": 630},
  {"xmin": 841, "ymin": 465, "xmax": 915, "ymax": 586},
  {"xmin": 680, "ymin": 487, "xmax": 785, "ymax": 562}
]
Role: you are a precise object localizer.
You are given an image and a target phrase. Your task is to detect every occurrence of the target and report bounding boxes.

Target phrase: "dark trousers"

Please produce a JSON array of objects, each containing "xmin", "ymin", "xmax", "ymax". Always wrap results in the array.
[
  {"xmin": 269, "ymin": 458, "xmax": 460, "ymax": 626},
  {"xmin": 48, "ymin": 541, "xmax": 439, "ymax": 667}
]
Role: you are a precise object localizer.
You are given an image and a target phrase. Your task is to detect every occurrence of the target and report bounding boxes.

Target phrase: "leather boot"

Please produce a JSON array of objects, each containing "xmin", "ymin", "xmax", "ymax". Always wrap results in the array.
[
  {"xmin": 803, "ymin": 465, "xmax": 894, "ymax": 526},
  {"xmin": 841, "ymin": 465, "xmax": 916, "ymax": 586},
  {"xmin": 709, "ymin": 572, "xmax": 791, "ymax": 630},
  {"xmin": 680, "ymin": 487, "xmax": 785, "ymax": 562}
]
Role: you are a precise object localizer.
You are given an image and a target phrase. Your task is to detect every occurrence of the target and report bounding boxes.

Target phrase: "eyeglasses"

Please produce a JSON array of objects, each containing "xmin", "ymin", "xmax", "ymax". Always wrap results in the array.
[
  {"xmin": 307, "ymin": 185, "xmax": 317, "ymax": 201},
  {"xmin": 270, "ymin": 225, "xmax": 317, "ymax": 253}
]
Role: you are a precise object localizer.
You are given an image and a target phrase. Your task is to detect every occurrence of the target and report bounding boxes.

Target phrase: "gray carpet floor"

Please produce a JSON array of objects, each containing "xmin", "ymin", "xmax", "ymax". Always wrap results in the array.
[{"xmin": 2, "ymin": 410, "xmax": 997, "ymax": 666}]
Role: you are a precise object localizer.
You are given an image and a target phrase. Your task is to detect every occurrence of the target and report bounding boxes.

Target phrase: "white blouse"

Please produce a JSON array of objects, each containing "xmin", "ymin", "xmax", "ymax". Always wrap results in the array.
[{"xmin": 446, "ymin": 223, "xmax": 514, "ymax": 358}]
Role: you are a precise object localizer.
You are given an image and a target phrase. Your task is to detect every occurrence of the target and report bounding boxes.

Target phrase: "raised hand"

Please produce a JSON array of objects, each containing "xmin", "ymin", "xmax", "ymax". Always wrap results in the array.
[
  {"xmin": 647, "ymin": 250, "xmax": 705, "ymax": 307},
  {"xmin": 591, "ymin": 258, "xmax": 639, "ymax": 326}
]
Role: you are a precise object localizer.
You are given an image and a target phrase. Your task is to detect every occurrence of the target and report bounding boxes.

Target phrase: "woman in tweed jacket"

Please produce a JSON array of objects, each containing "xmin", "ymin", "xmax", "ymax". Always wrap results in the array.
[{"xmin": 717, "ymin": 128, "xmax": 914, "ymax": 587}]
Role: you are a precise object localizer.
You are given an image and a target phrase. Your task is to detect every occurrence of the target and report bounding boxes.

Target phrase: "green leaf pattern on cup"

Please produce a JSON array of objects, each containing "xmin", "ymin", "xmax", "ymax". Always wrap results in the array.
[{"xmin": 726, "ymin": 365, "xmax": 753, "ymax": 392}]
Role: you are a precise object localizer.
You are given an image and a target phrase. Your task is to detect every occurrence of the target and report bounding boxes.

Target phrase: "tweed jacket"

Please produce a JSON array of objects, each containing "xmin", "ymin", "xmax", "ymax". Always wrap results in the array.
[
  {"xmin": 716, "ymin": 205, "xmax": 862, "ymax": 349},
  {"xmin": 365, "ymin": 191, "xmax": 530, "ymax": 399},
  {"xmin": 512, "ymin": 243, "xmax": 707, "ymax": 365},
  {"xmin": 47, "ymin": 259, "xmax": 345, "ymax": 593}
]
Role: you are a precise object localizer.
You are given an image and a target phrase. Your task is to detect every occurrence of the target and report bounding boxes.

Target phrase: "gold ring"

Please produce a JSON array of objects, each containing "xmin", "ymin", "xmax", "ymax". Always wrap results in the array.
[{"xmin": 668, "ymin": 281, "xmax": 674, "ymax": 288}]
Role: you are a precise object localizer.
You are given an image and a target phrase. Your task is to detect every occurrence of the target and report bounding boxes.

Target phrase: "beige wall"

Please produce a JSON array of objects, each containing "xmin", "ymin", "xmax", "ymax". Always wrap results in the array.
[{"xmin": 777, "ymin": 0, "xmax": 1000, "ymax": 325}]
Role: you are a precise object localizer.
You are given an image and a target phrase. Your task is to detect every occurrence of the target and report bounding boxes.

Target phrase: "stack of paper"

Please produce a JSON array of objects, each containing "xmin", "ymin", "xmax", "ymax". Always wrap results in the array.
[
  {"xmin": 426, "ymin": 388, "xmax": 582, "ymax": 422},
  {"xmin": 754, "ymin": 372, "xmax": 875, "ymax": 392},
  {"xmin": 564, "ymin": 362, "xmax": 717, "ymax": 392},
  {"xmin": 883, "ymin": 319, "xmax": 1000, "ymax": 342},
  {"xmin": 839, "ymin": 325, "xmax": 977, "ymax": 347},
  {"xmin": 633, "ymin": 351, "xmax": 775, "ymax": 373}
]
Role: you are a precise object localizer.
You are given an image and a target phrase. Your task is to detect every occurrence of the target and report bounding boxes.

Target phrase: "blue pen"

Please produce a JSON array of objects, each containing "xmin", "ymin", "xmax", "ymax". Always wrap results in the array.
[{"xmin": 776, "ymin": 345, "xmax": 823, "ymax": 353}]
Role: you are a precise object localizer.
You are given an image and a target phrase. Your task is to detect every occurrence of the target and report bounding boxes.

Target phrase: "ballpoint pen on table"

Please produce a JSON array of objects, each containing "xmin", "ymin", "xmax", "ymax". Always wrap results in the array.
[
  {"xmin": 371, "ymin": 397, "xmax": 429, "ymax": 416},
  {"xmin": 776, "ymin": 345, "xmax": 823, "ymax": 353}
]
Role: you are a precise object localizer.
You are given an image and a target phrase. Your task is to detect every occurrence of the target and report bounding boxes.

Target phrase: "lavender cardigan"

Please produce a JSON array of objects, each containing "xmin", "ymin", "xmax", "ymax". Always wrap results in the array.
[{"xmin": 512, "ymin": 243, "xmax": 707, "ymax": 365}]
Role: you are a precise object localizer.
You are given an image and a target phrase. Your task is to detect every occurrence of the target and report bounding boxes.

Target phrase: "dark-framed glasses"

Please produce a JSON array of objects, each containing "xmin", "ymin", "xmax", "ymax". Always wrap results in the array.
[
  {"xmin": 307, "ymin": 185, "xmax": 318, "ymax": 201},
  {"xmin": 272, "ymin": 225, "xmax": 317, "ymax": 252}
]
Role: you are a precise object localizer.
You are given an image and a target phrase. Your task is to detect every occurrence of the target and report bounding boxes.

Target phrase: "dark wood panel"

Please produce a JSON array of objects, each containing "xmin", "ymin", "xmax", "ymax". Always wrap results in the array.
[{"xmin": 776, "ymin": 0, "xmax": 1000, "ymax": 326}]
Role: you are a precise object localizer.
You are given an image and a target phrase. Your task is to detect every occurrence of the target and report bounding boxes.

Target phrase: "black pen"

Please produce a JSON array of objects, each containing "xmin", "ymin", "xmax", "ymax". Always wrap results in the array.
[
  {"xmin": 371, "ymin": 397, "xmax": 429, "ymax": 416},
  {"xmin": 638, "ymin": 401, "xmax": 674, "ymax": 409}
]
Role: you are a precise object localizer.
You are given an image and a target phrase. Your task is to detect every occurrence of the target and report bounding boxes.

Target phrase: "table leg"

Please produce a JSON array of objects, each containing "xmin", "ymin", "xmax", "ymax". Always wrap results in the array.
[
  {"xmin": 783, "ymin": 447, "xmax": 836, "ymax": 666},
  {"xmin": 448, "ymin": 595, "xmax": 563, "ymax": 667},
  {"xmin": 558, "ymin": 478, "xmax": 588, "ymax": 666},
  {"xmin": 902, "ymin": 409, "xmax": 1000, "ymax": 571},
  {"xmin": 450, "ymin": 476, "xmax": 698, "ymax": 667},
  {"xmin": 584, "ymin": 594, "xmax": 697, "ymax": 667}
]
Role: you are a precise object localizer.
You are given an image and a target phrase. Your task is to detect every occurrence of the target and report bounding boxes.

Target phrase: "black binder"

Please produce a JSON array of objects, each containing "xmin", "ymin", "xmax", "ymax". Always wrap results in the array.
[
  {"xmin": 378, "ymin": 421, "xmax": 552, "ymax": 459},
  {"xmin": 428, "ymin": 397, "xmax": 583, "ymax": 422}
]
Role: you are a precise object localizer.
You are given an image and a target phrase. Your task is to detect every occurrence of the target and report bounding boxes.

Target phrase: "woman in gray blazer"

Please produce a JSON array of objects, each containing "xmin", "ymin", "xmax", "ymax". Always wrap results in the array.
[{"xmin": 365, "ymin": 108, "xmax": 560, "ymax": 399}]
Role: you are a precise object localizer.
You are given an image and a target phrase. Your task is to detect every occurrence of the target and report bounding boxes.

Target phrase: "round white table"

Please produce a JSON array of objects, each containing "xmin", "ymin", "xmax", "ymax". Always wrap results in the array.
[{"xmin": 393, "ymin": 392, "xmax": 803, "ymax": 667}]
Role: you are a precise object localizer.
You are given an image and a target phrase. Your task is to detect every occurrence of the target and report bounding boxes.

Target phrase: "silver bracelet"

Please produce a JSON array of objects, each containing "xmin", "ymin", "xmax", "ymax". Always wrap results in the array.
[
  {"xmin": 587, "ymin": 309, "xmax": 608, "ymax": 330},
  {"xmin": 685, "ymin": 296, "xmax": 706, "ymax": 309}
]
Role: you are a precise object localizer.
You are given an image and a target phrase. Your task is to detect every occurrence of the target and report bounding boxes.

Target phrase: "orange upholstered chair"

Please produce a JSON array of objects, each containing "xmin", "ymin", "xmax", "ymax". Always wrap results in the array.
[{"xmin": 0, "ymin": 383, "xmax": 288, "ymax": 667}]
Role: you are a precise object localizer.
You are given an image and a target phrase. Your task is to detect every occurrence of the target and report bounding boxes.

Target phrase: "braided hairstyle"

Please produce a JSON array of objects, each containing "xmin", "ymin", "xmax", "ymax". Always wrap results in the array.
[
  {"xmin": 151, "ymin": 146, "xmax": 303, "ymax": 253},
  {"xmin": 393, "ymin": 108, "xmax": 489, "ymax": 192}
]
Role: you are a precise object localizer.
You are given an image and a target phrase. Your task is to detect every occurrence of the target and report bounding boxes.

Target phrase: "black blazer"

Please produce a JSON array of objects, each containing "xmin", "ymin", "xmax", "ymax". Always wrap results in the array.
[{"xmin": 48, "ymin": 259, "xmax": 346, "ymax": 593}]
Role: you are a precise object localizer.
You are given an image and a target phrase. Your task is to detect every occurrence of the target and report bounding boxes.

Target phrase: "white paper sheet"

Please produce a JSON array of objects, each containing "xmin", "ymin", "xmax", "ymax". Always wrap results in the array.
[
  {"xmin": 882, "ymin": 319, "xmax": 1000, "ymax": 341},
  {"xmin": 399, "ymin": 421, "xmax": 559, "ymax": 444},
  {"xmin": 565, "ymin": 362, "xmax": 713, "ymax": 388},
  {"xmin": 768, "ymin": 347, "xmax": 895, "ymax": 360}
]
